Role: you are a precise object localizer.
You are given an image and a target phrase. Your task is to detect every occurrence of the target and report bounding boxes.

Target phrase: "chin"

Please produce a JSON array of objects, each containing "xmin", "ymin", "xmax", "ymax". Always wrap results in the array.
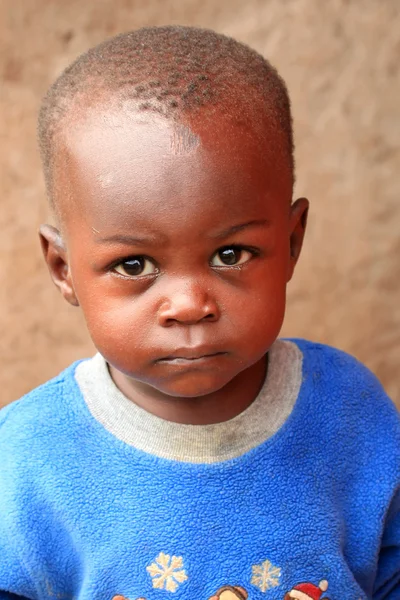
[{"xmin": 156, "ymin": 372, "xmax": 232, "ymax": 398}]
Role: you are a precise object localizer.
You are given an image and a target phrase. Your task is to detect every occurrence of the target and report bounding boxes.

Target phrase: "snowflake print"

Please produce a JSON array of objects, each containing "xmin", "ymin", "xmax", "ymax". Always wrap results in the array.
[
  {"xmin": 146, "ymin": 552, "xmax": 188, "ymax": 592},
  {"xmin": 251, "ymin": 559, "xmax": 281, "ymax": 592}
]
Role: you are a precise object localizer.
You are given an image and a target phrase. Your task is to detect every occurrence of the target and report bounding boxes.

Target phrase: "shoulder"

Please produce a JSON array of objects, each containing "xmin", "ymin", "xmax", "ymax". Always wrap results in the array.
[
  {"xmin": 289, "ymin": 337, "xmax": 392, "ymax": 400},
  {"xmin": 286, "ymin": 338, "xmax": 400, "ymax": 458},
  {"xmin": 0, "ymin": 361, "xmax": 85, "ymax": 458}
]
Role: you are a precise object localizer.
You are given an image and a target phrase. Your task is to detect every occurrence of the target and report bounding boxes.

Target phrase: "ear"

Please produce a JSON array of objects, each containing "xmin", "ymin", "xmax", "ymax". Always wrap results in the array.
[
  {"xmin": 287, "ymin": 197, "xmax": 309, "ymax": 282},
  {"xmin": 39, "ymin": 224, "xmax": 79, "ymax": 307}
]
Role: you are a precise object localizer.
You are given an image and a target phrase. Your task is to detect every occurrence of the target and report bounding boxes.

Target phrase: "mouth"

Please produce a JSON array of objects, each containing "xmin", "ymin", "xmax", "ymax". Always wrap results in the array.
[{"xmin": 157, "ymin": 350, "xmax": 228, "ymax": 364}]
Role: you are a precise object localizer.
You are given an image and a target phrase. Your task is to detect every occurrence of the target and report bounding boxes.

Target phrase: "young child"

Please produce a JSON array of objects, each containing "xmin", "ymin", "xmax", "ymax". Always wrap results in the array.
[{"xmin": 0, "ymin": 26, "xmax": 399, "ymax": 600}]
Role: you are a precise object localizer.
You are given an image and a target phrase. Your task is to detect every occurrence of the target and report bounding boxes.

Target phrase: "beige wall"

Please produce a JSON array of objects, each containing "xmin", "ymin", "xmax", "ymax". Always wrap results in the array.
[{"xmin": 1, "ymin": 0, "xmax": 399, "ymax": 407}]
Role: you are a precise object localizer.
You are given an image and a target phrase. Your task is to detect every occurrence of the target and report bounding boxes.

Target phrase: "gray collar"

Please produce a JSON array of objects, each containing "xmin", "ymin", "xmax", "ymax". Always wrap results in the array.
[{"xmin": 74, "ymin": 339, "xmax": 302, "ymax": 464}]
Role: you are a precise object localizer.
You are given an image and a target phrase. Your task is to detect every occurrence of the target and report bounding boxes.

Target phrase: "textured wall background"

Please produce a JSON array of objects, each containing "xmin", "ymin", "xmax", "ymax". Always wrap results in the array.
[{"xmin": 1, "ymin": 0, "xmax": 399, "ymax": 407}]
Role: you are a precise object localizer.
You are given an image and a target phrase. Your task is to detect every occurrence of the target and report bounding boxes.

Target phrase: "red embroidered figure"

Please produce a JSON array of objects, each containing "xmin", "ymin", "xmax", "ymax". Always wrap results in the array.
[{"xmin": 284, "ymin": 579, "xmax": 329, "ymax": 600}]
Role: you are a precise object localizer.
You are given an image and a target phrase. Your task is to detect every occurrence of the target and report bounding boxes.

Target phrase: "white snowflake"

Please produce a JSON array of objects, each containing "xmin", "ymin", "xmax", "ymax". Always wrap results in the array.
[
  {"xmin": 251, "ymin": 559, "xmax": 281, "ymax": 592},
  {"xmin": 146, "ymin": 552, "xmax": 188, "ymax": 592}
]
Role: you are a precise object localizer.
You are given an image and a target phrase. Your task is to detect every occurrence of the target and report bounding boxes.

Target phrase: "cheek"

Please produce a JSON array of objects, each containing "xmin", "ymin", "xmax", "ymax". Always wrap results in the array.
[
  {"xmin": 75, "ymin": 282, "xmax": 154, "ymax": 353},
  {"xmin": 83, "ymin": 307, "xmax": 154, "ymax": 374},
  {"xmin": 239, "ymin": 290, "xmax": 286, "ymax": 333},
  {"xmin": 222, "ymin": 277, "xmax": 287, "ymax": 346}
]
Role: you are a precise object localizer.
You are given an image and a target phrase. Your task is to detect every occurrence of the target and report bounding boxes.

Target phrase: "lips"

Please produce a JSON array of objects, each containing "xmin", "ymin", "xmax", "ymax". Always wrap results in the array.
[{"xmin": 157, "ymin": 348, "xmax": 227, "ymax": 362}]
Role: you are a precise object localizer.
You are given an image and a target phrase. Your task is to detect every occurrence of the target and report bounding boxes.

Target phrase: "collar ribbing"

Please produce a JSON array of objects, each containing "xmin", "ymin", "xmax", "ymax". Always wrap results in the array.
[{"xmin": 74, "ymin": 339, "xmax": 302, "ymax": 463}]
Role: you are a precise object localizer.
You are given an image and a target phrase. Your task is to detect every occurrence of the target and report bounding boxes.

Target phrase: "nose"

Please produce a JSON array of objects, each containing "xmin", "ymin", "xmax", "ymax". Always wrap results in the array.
[{"xmin": 157, "ymin": 279, "xmax": 220, "ymax": 326}]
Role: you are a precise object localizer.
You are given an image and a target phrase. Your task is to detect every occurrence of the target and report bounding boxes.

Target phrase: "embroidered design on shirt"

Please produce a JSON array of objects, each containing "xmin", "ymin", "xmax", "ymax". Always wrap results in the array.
[
  {"xmin": 251, "ymin": 558, "xmax": 281, "ymax": 592},
  {"xmin": 209, "ymin": 585, "xmax": 248, "ymax": 600},
  {"xmin": 283, "ymin": 579, "xmax": 329, "ymax": 600},
  {"xmin": 146, "ymin": 552, "xmax": 188, "ymax": 592},
  {"xmin": 112, "ymin": 585, "xmax": 248, "ymax": 600}
]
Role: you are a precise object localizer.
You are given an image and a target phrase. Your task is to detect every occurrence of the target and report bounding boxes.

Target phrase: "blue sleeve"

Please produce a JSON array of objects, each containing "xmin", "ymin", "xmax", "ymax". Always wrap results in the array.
[
  {"xmin": 0, "ymin": 595, "xmax": 32, "ymax": 599},
  {"xmin": 0, "ymin": 406, "xmax": 36, "ymax": 600},
  {"xmin": 373, "ymin": 490, "xmax": 400, "ymax": 599},
  {"xmin": 0, "ymin": 518, "xmax": 35, "ymax": 599}
]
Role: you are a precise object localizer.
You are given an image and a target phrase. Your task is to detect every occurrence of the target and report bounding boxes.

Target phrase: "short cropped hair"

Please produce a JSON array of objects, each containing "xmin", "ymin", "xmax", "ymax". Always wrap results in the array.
[{"xmin": 38, "ymin": 26, "xmax": 294, "ymax": 202}]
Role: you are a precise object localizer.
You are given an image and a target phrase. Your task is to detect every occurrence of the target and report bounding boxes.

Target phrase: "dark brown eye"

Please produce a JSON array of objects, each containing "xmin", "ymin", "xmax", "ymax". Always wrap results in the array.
[
  {"xmin": 211, "ymin": 247, "xmax": 252, "ymax": 267},
  {"xmin": 114, "ymin": 257, "xmax": 156, "ymax": 277}
]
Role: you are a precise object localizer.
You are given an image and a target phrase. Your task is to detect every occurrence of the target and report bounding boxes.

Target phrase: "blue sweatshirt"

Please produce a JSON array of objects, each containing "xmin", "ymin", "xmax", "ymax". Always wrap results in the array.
[{"xmin": 0, "ymin": 339, "xmax": 399, "ymax": 600}]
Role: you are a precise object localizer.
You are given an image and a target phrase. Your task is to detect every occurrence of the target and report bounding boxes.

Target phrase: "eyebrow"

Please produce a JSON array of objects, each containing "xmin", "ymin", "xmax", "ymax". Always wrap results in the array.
[
  {"xmin": 211, "ymin": 219, "xmax": 271, "ymax": 240},
  {"xmin": 93, "ymin": 219, "xmax": 270, "ymax": 245},
  {"xmin": 94, "ymin": 233, "xmax": 166, "ymax": 246}
]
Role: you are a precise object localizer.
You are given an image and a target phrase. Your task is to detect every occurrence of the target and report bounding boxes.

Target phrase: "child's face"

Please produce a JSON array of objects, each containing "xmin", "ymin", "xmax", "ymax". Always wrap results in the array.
[{"xmin": 42, "ymin": 106, "xmax": 307, "ymax": 400}]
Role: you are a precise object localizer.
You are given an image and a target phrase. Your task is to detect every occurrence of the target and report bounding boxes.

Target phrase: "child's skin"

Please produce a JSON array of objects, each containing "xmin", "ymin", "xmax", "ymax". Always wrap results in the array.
[{"xmin": 40, "ymin": 102, "xmax": 308, "ymax": 425}]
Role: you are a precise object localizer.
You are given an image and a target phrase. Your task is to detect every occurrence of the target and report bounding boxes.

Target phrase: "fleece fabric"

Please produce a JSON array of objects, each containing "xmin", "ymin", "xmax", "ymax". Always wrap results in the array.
[{"xmin": 0, "ymin": 339, "xmax": 399, "ymax": 600}]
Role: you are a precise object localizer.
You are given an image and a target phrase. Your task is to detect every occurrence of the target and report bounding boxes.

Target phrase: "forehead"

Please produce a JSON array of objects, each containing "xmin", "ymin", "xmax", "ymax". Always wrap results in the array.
[{"xmin": 53, "ymin": 106, "xmax": 291, "ymax": 234}]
